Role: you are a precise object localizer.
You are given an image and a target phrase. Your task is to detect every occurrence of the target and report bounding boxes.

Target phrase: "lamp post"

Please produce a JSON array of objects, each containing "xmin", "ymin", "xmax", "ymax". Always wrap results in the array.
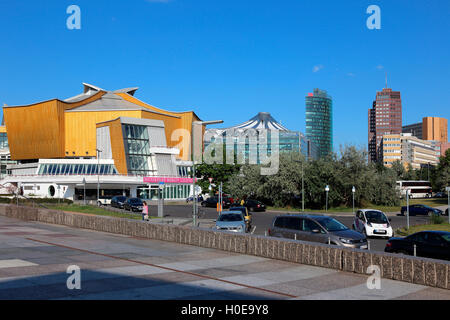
[
  {"xmin": 406, "ymin": 189, "xmax": 410, "ymax": 230},
  {"xmin": 447, "ymin": 186, "xmax": 450, "ymax": 224},
  {"xmin": 96, "ymin": 148, "xmax": 102, "ymax": 206},
  {"xmin": 325, "ymin": 185, "xmax": 330, "ymax": 212},
  {"xmin": 191, "ymin": 120, "xmax": 223, "ymax": 227},
  {"xmin": 352, "ymin": 186, "xmax": 356, "ymax": 215},
  {"xmin": 83, "ymin": 178, "xmax": 86, "ymax": 206},
  {"xmin": 294, "ymin": 160, "xmax": 305, "ymax": 212}
]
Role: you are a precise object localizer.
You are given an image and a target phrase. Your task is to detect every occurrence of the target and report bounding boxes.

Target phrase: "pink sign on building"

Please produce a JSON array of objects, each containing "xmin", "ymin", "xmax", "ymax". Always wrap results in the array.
[{"xmin": 143, "ymin": 177, "xmax": 197, "ymax": 184}]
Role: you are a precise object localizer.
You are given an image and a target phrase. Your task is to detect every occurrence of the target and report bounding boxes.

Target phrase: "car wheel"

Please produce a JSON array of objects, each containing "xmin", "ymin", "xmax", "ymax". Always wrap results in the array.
[{"xmin": 97, "ymin": 201, "xmax": 102, "ymax": 207}]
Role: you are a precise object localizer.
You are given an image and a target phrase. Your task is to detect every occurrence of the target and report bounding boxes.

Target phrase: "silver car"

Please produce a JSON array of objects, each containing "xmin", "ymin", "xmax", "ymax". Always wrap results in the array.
[
  {"xmin": 268, "ymin": 214, "xmax": 368, "ymax": 249},
  {"xmin": 215, "ymin": 211, "xmax": 246, "ymax": 233}
]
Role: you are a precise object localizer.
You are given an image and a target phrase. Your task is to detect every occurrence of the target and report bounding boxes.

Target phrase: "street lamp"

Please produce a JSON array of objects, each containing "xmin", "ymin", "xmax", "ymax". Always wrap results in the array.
[
  {"xmin": 294, "ymin": 160, "xmax": 305, "ymax": 212},
  {"xmin": 82, "ymin": 178, "xmax": 86, "ymax": 206},
  {"xmin": 96, "ymin": 148, "xmax": 103, "ymax": 206},
  {"xmin": 447, "ymin": 186, "xmax": 450, "ymax": 224},
  {"xmin": 192, "ymin": 120, "xmax": 223, "ymax": 227},
  {"xmin": 325, "ymin": 185, "xmax": 330, "ymax": 212},
  {"xmin": 352, "ymin": 186, "xmax": 356, "ymax": 215}
]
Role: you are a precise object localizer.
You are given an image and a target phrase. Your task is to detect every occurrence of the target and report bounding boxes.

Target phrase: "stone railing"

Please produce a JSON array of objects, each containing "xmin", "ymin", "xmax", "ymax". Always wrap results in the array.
[{"xmin": 0, "ymin": 204, "xmax": 448, "ymax": 290}]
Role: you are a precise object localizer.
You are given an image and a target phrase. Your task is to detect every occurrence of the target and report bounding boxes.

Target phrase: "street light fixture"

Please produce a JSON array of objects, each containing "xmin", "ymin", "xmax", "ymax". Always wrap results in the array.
[
  {"xmin": 82, "ymin": 178, "xmax": 86, "ymax": 206},
  {"xmin": 294, "ymin": 160, "xmax": 305, "ymax": 212},
  {"xmin": 96, "ymin": 148, "xmax": 103, "ymax": 206},
  {"xmin": 192, "ymin": 120, "xmax": 224, "ymax": 227},
  {"xmin": 325, "ymin": 185, "xmax": 330, "ymax": 212},
  {"xmin": 352, "ymin": 186, "xmax": 356, "ymax": 215}
]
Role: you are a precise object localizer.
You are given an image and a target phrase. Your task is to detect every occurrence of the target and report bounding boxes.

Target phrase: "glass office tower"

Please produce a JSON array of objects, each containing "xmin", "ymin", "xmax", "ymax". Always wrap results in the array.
[{"xmin": 305, "ymin": 89, "xmax": 333, "ymax": 158}]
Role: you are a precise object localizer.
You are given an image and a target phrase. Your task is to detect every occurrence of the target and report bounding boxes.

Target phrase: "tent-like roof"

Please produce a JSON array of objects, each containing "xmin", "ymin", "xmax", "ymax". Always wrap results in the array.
[{"xmin": 227, "ymin": 112, "xmax": 289, "ymax": 131}]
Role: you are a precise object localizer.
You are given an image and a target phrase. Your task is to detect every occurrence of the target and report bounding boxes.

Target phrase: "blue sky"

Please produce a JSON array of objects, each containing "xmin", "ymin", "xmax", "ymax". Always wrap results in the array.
[{"xmin": 0, "ymin": 0, "xmax": 449, "ymax": 150}]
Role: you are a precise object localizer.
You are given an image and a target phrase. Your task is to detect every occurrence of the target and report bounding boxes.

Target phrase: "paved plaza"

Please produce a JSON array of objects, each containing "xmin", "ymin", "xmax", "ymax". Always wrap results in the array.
[{"xmin": 0, "ymin": 215, "xmax": 449, "ymax": 300}]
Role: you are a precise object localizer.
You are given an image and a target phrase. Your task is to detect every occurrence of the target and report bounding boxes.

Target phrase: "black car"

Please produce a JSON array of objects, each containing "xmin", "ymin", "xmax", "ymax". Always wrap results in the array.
[
  {"xmin": 244, "ymin": 199, "xmax": 266, "ymax": 212},
  {"xmin": 201, "ymin": 196, "xmax": 232, "ymax": 209},
  {"xmin": 124, "ymin": 198, "xmax": 144, "ymax": 212},
  {"xmin": 385, "ymin": 231, "xmax": 450, "ymax": 260},
  {"xmin": 400, "ymin": 204, "xmax": 442, "ymax": 216},
  {"xmin": 111, "ymin": 196, "xmax": 127, "ymax": 209},
  {"xmin": 186, "ymin": 195, "xmax": 204, "ymax": 203}
]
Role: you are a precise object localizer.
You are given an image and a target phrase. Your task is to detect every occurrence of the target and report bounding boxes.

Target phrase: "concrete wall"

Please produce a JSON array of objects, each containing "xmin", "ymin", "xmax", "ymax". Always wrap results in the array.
[{"xmin": 0, "ymin": 204, "xmax": 448, "ymax": 290}]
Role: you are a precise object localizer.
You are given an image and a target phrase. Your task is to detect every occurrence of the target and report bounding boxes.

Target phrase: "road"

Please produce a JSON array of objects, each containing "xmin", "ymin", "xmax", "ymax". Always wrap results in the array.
[
  {"xmin": 1, "ymin": 215, "xmax": 449, "ymax": 300},
  {"xmin": 151, "ymin": 204, "xmax": 434, "ymax": 253}
]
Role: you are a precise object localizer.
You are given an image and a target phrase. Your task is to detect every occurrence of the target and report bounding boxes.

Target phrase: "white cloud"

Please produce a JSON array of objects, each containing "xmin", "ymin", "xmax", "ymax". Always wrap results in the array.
[
  {"xmin": 376, "ymin": 65, "xmax": 384, "ymax": 70},
  {"xmin": 312, "ymin": 65, "xmax": 324, "ymax": 73},
  {"xmin": 347, "ymin": 72, "xmax": 356, "ymax": 77}
]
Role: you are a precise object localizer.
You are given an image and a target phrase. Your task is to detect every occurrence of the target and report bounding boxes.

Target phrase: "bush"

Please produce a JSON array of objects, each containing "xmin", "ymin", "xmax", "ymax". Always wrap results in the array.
[{"xmin": 430, "ymin": 214, "xmax": 444, "ymax": 225}]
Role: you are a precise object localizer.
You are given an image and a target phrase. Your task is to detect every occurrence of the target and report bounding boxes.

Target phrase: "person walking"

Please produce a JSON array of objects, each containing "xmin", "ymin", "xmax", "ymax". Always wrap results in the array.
[{"xmin": 142, "ymin": 201, "xmax": 149, "ymax": 221}]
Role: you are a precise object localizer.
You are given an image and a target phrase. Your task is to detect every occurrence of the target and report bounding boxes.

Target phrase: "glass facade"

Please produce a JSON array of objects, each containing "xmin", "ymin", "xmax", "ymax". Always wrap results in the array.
[
  {"xmin": 0, "ymin": 133, "xmax": 8, "ymax": 149},
  {"xmin": 38, "ymin": 163, "xmax": 118, "ymax": 175},
  {"xmin": 122, "ymin": 124, "xmax": 152, "ymax": 175},
  {"xmin": 205, "ymin": 130, "xmax": 315, "ymax": 164},
  {"xmin": 137, "ymin": 184, "xmax": 191, "ymax": 200},
  {"xmin": 305, "ymin": 89, "xmax": 333, "ymax": 158}
]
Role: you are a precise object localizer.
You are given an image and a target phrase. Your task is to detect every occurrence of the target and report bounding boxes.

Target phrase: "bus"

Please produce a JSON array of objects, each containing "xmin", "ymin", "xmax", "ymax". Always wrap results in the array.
[{"xmin": 396, "ymin": 181, "xmax": 432, "ymax": 199}]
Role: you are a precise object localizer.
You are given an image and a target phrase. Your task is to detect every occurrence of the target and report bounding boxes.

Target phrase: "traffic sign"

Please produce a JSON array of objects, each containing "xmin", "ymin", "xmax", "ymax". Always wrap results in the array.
[
  {"xmin": 209, "ymin": 177, "xmax": 213, "ymax": 183},
  {"xmin": 446, "ymin": 187, "xmax": 450, "ymax": 192}
]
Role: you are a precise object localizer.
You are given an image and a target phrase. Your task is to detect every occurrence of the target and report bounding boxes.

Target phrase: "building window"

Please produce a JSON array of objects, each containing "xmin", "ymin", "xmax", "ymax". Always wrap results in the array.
[{"xmin": 122, "ymin": 124, "xmax": 152, "ymax": 176}]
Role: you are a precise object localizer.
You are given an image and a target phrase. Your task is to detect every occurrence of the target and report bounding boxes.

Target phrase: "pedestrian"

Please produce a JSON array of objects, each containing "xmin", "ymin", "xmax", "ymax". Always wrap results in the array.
[
  {"xmin": 240, "ymin": 198, "xmax": 245, "ymax": 206},
  {"xmin": 142, "ymin": 201, "xmax": 149, "ymax": 221}
]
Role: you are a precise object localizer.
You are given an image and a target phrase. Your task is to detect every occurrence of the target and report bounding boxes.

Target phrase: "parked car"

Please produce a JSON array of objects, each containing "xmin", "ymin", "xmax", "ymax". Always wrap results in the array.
[
  {"xmin": 244, "ymin": 199, "xmax": 266, "ymax": 212},
  {"xmin": 385, "ymin": 231, "xmax": 450, "ymax": 260},
  {"xmin": 352, "ymin": 209, "xmax": 393, "ymax": 238},
  {"xmin": 400, "ymin": 204, "xmax": 443, "ymax": 216},
  {"xmin": 434, "ymin": 192, "xmax": 446, "ymax": 198},
  {"xmin": 229, "ymin": 206, "xmax": 252, "ymax": 232},
  {"xmin": 201, "ymin": 196, "xmax": 232, "ymax": 209},
  {"xmin": 124, "ymin": 198, "xmax": 144, "ymax": 212},
  {"xmin": 215, "ymin": 211, "xmax": 247, "ymax": 233},
  {"xmin": 268, "ymin": 214, "xmax": 368, "ymax": 249},
  {"xmin": 111, "ymin": 196, "xmax": 127, "ymax": 209},
  {"xmin": 186, "ymin": 195, "xmax": 204, "ymax": 203},
  {"xmin": 97, "ymin": 196, "xmax": 112, "ymax": 206}
]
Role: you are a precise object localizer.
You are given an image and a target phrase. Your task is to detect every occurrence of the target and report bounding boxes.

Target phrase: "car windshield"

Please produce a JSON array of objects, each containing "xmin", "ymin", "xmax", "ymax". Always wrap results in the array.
[
  {"xmin": 130, "ymin": 199, "xmax": 142, "ymax": 204},
  {"xmin": 316, "ymin": 218, "xmax": 348, "ymax": 232},
  {"xmin": 441, "ymin": 234, "xmax": 450, "ymax": 242},
  {"xmin": 230, "ymin": 208, "xmax": 245, "ymax": 214},
  {"xmin": 117, "ymin": 197, "xmax": 126, "ymax": 201},
  {"xmin": 365, "ymin": 211, "xmax": 388, "ymax": 224},
  {"xmin": 218, "ymin": 214, "xmax": 243, "ymax": 222}
]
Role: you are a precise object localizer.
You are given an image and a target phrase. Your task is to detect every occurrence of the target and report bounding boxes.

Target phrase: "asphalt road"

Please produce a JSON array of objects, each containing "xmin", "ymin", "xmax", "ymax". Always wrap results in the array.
[{"xmin": 149, "ymin": 204, "xmax": 434, "ymax": 253}]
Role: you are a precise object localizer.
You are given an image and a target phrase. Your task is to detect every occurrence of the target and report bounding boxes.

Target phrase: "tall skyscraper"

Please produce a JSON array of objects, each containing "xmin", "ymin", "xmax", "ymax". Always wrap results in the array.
[
  {"xmin": 305, "ymin": 89, "xmax": 333, "ymax": 158},
  {"xmin": 368, "ymin": 87, "xmax": 402, "ymax": 162}
]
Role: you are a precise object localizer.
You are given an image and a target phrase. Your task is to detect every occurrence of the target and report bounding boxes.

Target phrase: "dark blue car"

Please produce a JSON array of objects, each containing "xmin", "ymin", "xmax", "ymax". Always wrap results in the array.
[{"xmin": 400, "ymin": 204, "xmax": 443, "ymax": 216}]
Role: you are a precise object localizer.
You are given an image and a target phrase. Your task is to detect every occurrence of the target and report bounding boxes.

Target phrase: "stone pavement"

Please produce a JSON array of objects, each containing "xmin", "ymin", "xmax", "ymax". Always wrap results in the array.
[{"xmin": 0, "ymin": 215, "xmax": 448, "ymax": 300}]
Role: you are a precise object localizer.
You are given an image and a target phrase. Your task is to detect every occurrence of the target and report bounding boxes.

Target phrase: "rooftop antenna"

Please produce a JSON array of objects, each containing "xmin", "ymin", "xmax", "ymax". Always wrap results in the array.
[{"xmin": 385, "ymin": 72, "xmax": 388, "ymax": 89}]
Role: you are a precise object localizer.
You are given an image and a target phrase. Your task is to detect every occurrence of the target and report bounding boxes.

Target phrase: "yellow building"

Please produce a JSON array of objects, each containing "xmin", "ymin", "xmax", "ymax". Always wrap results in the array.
[
  {"xmin": 382, "ymin": 133, "xmax": 440, "ymax": 169},
  {"xmin": 3, "ymin": 83, "xmax": 201, "ymax": 175},
  {"xmin": 423, "ymin": 117, "xmax": 448, "ymax": 143}
]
